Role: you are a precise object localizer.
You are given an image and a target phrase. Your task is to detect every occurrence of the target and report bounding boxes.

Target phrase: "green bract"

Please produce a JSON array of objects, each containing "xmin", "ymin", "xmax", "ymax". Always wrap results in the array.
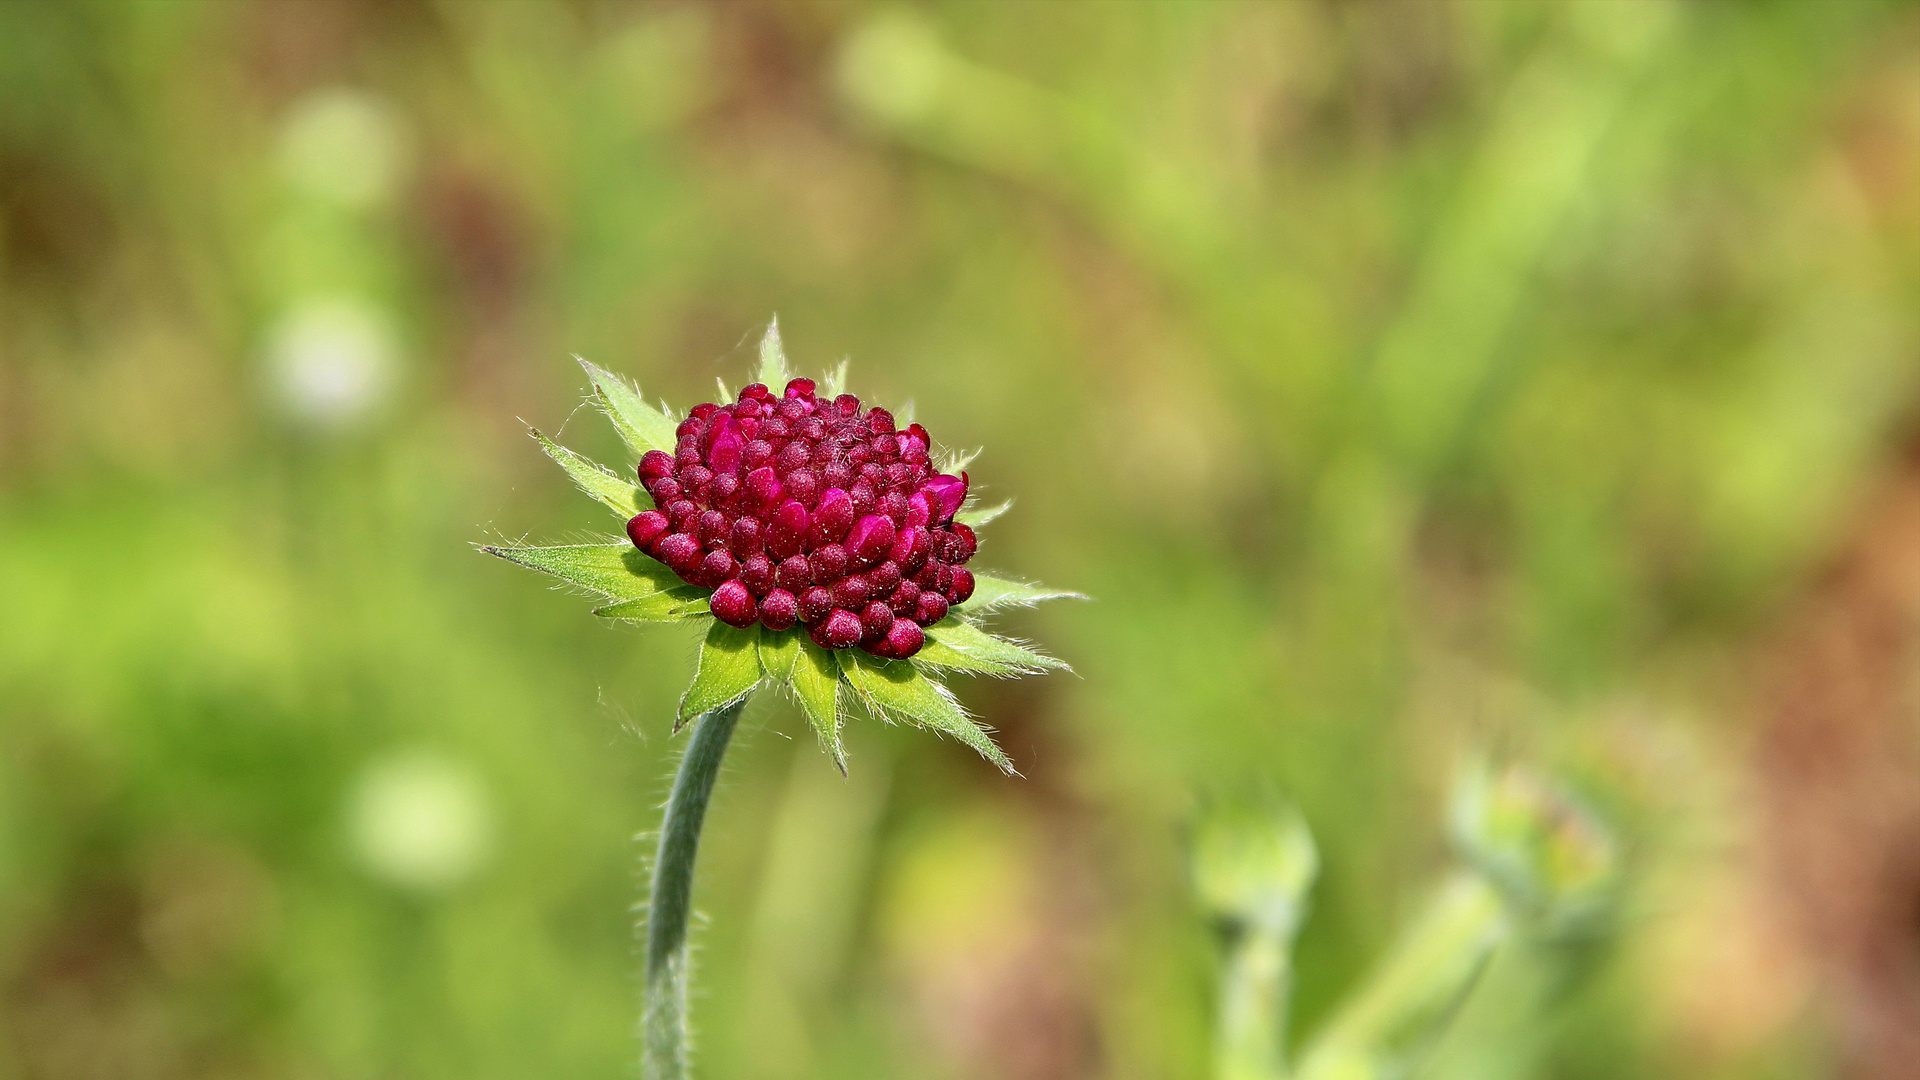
[{"xmin": 480, "ymin": 323, "xmax": 1079, "ymax": 773}]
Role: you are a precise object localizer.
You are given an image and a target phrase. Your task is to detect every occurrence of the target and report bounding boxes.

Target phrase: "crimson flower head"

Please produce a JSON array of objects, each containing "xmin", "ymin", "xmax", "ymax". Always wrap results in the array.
[
  {"xmin": 481, "ymin": 321, "xmax": 1077, "ymax": 773},
  {"xmin": 626, "ymin": 378, "xmax": 976, "ymax": 660}
]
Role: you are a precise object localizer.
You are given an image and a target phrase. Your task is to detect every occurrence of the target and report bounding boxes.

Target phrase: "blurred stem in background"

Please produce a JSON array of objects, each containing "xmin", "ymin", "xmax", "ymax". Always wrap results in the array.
[
  {"xmin": 1194, "ymin": 802, "xmax": 1318, "ymax": 1080},
  {"xmin": 643, "ymin": 698, "xmax": 747, "ymax": 1080},
  {"xmin": 1200, "ymin": 764, "xmax": 1617, "ymax": 1080}
]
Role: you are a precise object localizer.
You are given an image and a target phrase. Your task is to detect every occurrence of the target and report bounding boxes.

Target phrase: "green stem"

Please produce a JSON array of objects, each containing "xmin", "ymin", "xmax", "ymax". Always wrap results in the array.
[
  {"xmin": 1215, "ymin": 921, "xmax": 1295, "ymax": 1080},
  {"xmin": 1296, "ymin": 871, "xmax": 1508, "ymax": 1080},
  {"xmin": 643, "ymin": 696, "xmax": 748, "ymax": 1080}
]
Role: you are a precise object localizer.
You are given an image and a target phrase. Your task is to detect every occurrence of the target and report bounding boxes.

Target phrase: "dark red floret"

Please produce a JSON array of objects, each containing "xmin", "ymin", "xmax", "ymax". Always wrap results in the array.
[
  {"xmin": 813, "ymin": 608, "xmax": 863, "ymax": 650},
  {"xmin": 622, "ymin": 380, "xmax": 984, "ymax": 658},
  {"xmin": 758, "ymin": 588, "xmax": 798, "ymax": 631},
  {"xmin": 711, "ymin": 580, "xmax": 755, "ymax": 627},
  {"xmin": 627, "ymin": 511, "xmax": 669, "ymax": 549}
]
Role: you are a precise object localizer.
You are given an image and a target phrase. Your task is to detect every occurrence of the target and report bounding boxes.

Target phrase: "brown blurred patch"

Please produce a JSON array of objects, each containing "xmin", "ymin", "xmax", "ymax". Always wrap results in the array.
[{"xmin": 1760, "ymin": 434, "xmax": 1920, "ymax": 1079}]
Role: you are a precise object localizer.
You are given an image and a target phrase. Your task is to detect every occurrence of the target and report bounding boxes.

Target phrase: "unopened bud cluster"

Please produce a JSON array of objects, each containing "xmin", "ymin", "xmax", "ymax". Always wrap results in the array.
[{"xmin": 626, "ymin": 379, "xmax": 978, "ymax": 659}]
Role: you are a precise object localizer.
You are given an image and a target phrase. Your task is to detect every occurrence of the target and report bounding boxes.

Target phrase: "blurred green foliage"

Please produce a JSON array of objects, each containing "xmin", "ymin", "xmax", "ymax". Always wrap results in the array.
[{"xmin": 4, "ymin": 1, "xmax": 1918, "ymax": 1078}]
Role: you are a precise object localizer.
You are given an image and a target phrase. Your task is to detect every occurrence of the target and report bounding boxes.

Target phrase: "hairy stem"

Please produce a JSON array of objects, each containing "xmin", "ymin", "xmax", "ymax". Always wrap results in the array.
[{"xmin": 643, "ymin": 695, "xmax": 748, "ymax": 1080}]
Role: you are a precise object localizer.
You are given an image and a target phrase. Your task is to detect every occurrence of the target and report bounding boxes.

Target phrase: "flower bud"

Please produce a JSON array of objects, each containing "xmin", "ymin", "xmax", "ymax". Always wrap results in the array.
[
  {"xmin": 914, "ymin": 591, "xmax": 947, "ymax": 624},
  {"xmin": 924, "ymin": 473, "xmax": 967, "ymax": 523},
  {"xmin": 890, "ymin": 581, "xmax": 921, "ymax": 616},
  {"xmin": 810, "ymin": 544, "xmax": 849, "ymax": 584},
  {"xmin": 947, "ymin": 567, "xmax": 974, "ymax": 605},
  {"xmin": 658, "ymin": 532, "xmax": 701, "ymax": 572},
  {"xmin": 832, "ymin": 574, "xmax": 873, "ymax": 611},
  {"xmin": 640, "ymin": 450, "xmax": 676, "ymax": 482},
  {"xmin": 798, "ymin": 585, "xmax": 834, "ymax": 623},
  {"xmin": 883, "ymin": 617, "xmax": 924, "ymax": 658},
  {"xmin": 745, "ymin": 466, "xmax": 783, "ymax": 509},
  {"xmin": 847, "ymin": 515, "xmax": 896, "ymax": 565},
  {"xmin": 699, "ymin": 549, "xmax": 737, "ymax": 588},
  {"xmin": 812, "ymin": 608, "xmax": 863, "ymax": 649},
  {"xmin": 627, "ymin": 511, "xmax": 669, "ymax": 549},
  {"xmin": 868, "ymin": 560, "xmax": 902, "ymax": 595},
  {"xmin": 758, "ymin": 588, "xmax": 798, "ymax": 631},
  {"xmin": 710, "ymin": 579, "xmax": 755, "ymax": 626},
  {"xmin": 812, "ymin": 488, "xmax": 855, "ymax": 542},
  {"xmin": 861, "ymin": 601, "xmax": 894, "ymax": 641}
]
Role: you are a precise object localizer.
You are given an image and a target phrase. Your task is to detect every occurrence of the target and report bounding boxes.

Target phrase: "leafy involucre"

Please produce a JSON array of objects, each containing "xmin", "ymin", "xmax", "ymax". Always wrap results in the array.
[
  {"xmin": 756, "ymin": 319, "xmax": 789, "ymax": 390},
  {"xmin": 679, "ymin": 621, "xmax": 763, "ymax": 726},
  {"xmin": 757, "ymin": 625, "xmax": 800, "ymax": 680},
  {"xmin": 532, "ymin": 428, "xmax": 646, "ymax": 518},
  {"xmin": 822, "ymin": 359, "xmax": 849, "ymax": 399},
  {"xmin": 482, "ymin": 543, "xmax": 687, "ymax": 601},
  {"xmin": 915, "ymin": 617, "xmax": 1066, "ymax": 676},
  {"xmin": 960, "ymin": 574, "xmax": 1086, "ymax": 613},
  {"xmin": 579, "ymin": 357, "xmax": 679, "ymax": 458},
  {"xmin": 955, "ymin": 500, "xmax": 1010, "ymax": 529},
  {"xmin": 790, "ymin": 637, "xmax": 846, "ymax": 772},
  {"xmin": 593, "ymin": 591, "xmax": 709, "ymax": 622},
  {"xmin": 837, "ymin": 651, "xmax": 1014, "ymax": 775}
]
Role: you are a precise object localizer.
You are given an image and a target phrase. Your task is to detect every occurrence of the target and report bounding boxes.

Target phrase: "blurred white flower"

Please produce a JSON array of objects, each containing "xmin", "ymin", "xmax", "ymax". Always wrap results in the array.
[
  {"xmin": 347, "ymin": 750, "xmax": 493, "ymax": 894},
  {"xmin": 278, "ymin": 86, "xmax": 409, "ymax": 209},
  {"xmin": 265, "ymin": 296, "xmax": 397, "ymax": 430}
]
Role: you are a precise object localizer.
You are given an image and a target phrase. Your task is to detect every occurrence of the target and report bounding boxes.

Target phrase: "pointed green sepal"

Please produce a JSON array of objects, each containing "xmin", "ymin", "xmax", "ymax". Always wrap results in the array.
[
  {"xmin": 959, "ymin": 574, "xmax": 1085, "ymax": 614},
  {"xmin": 593, "ymin": 593, "xmax": 710, "ymax": 622},
  {"xmin": 790, "ymin": 636, "xmax": 846, "ymax": 773},
  {"xmin": 914, "ymin": 617, "xmax": 1067, "ymax": 676},
  {"xmin": 822, "ymin": 359, "xmax": 849, "ymax": 399},
  {"xmin": 532, "ymin": 428, "xmax": 646, "ymax": 519},
  {"xmin": 756, "ymin": 318, "xmax": 789, "ymax": 390},
  {"xmin": 481, "ymin": 542, "xmax": 687, "ymax": 602},
  {"xmin": 837, "ymin": 651, "xmax": 1014, "ymax": 775},
  {"xmin": 678, "ymin": 621, "xmax": 764, "ymax": 729},
  {"xmin": 758, "ymin": 624, "xmax": 800, "ymax": 680},
  {"xmin": 938, "ymin": 446, "xmax": 980, "ymax": 475},
  {"xmin": 578, "ymin": 357, "xmax": 679, "ymax": 459},
  {"xmin": 955, "ymin": 500, "xmax": 1009, "ymax": 529}
]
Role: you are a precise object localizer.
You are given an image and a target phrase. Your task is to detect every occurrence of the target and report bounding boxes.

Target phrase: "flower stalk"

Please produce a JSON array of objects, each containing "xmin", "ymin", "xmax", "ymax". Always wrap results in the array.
[{"xmin": 643, "ymin": 697, "xmax": 748, "ymax": 1080}]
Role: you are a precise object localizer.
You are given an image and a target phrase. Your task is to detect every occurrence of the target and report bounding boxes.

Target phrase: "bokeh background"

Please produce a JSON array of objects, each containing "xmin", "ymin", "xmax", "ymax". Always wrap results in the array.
[{"xmin": 7, "ymin": 1, "xmax": 1920, "ymax": 1078}]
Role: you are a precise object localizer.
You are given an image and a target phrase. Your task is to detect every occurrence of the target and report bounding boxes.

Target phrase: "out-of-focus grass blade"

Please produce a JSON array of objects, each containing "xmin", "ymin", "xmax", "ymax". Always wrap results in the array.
[
  {"xmin": 578, "ymin": 357, "xmax": 679, "ymax": 458},
  {"xmin": 838, "ymin": 650, "xmax": 1013, "ymax": 774},
  {"xmin": 531, "ymin": 428, "xmax": 646, "ymax": 518},
  {"xmin": 679, "ymin": 622, "xmax": 763, "ymax": 727}
]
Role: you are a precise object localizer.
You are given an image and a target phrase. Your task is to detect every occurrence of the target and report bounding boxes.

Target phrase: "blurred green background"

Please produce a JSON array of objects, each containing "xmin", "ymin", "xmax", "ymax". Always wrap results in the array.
[{"xmin": 7, "ymin": 1, "xmax": 1920, "ymax": 1077}]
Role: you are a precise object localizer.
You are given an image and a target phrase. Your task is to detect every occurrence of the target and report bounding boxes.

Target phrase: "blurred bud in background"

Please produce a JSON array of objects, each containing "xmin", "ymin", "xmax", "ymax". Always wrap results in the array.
[
  {"xmin": 1192, "ymin": 797, "xmax": 1318, "ymax": 938},
  {"xmin": 346, "ymin": 750, "xmax": 494, "ymax": 894},
  {"xmin": 1450, "ymin": 762, "xmax": 1617, "ymax": 934}
]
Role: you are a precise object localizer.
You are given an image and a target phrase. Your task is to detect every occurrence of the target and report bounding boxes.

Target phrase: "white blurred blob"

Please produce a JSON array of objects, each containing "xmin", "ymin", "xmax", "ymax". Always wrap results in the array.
[
  {"xmin": 347, "ymin": 750, "xmax": 493, "ymax": 894},
  {"xmin": 278, "ymin": 86, "xmax": 408, "ymax": 209},
  {"xmin": 265, "ymin": 296, "xmax": 397, "ymax": 430}
]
